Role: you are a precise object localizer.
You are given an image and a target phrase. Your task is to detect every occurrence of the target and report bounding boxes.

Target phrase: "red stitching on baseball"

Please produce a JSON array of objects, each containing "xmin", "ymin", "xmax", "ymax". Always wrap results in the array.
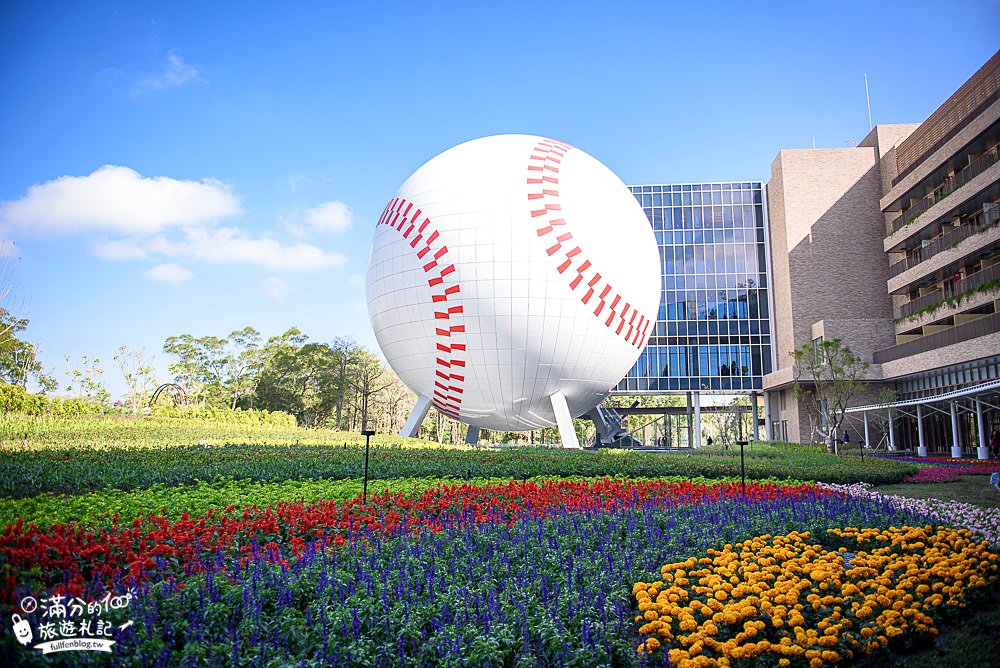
[
  {"xmin": 526, "ymin": 138, "xmax": 652, "ymax": 349},
  {"xmin": 376, "ymin": 197, "xmax": 466, "ymax": 418}
]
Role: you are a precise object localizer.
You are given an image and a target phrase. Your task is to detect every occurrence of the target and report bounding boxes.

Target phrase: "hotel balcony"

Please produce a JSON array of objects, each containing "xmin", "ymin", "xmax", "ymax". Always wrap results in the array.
[
  {"xmin": 884, "ymin": 141, "xmax": 1000, "ymax": 253},
  {"xmin": 886, "ymin": 202, "xmax": 1000, "ymax": 296},
  {"xmin": 896, "ymin": 259, "xmax": 1000, "ymax": 322},
  {"xmin": 875, "ymin": 312, "xmax": 1000, "ymax": 381}
]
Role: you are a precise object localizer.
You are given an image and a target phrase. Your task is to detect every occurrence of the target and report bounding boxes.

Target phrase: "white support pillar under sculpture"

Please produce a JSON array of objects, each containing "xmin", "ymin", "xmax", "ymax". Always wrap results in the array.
[
  {"xmin": 693, "ymin": 392, "xmax": 702, "ymax": 448},
  {"xmin": 888, "ymin": 410, "xmax": 897, "ymax": 451},
  {"xmin": 975, "ymin": 399, "xmax": 989, "ymax": 460},
  {"xmin": 465, "ymin": 425, "xmax": 480, "ymax": 446},
  {"xmin": 400, "ymin": 394, "xmax": 432, "ymax": 438},
  {"xmin": 949, "ymin": 401, "xmax": 963, "ymax": 459},
  {"xmin": 863, "ymin": 412, "xmax": 870, "ymax": 450},
  {"xmin": 916, "ymin": 405, "xmax": 927, "ymax": 457},
  {"xmin": 763, "ymin": 391, "xmax": 772, "ymax": 440},
  {"xmin": 550, "ymin": 391, "xmax": 581, "ymax": 449}
]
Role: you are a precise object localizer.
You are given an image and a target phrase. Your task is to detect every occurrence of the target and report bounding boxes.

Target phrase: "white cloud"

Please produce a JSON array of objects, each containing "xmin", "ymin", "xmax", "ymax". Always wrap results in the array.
[
  {"xmin": 286, "ymin": 173, "xmax": 311, "ymax": 191},
  {"xmin": 144, "ymin": 263, "xmax": 193, "ymax": 286},
  {"xmin": 96, "ymin": 227, "xmax": 345, "ymax": 271},
  {"xmin": 0, "ymin": 165, "xmax": 241, "ymax": 235},
  {"xmin": 261, "ymin": 277, "xmax": 290, "ymax": 299},
  {"xmin": 92, "ymin": 238, "xmax": 149, "ymax": 260},
  {"xmin": 135, "ymin": 51, "xmax": 203, "ymax": 94},
  {"xmin": 305, "ymin": 201, "xmax": 352, "ymax": 233},
  {"xmin": 6, "ymin": 165, "xmax": 347, "ymax": 275},
  {"xmin": 183, "ymin": 227, "xmax": 346, "ymax": 270}
]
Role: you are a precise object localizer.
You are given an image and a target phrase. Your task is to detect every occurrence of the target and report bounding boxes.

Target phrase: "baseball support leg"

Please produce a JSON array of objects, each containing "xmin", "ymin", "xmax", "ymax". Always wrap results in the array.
[
  {"xmin": 400, "ymin": 394, "xmax": 432, "ymax": 438},
  {"xmin": 550, "ymin": 391, "xmax": 581, "ymax": 449}
]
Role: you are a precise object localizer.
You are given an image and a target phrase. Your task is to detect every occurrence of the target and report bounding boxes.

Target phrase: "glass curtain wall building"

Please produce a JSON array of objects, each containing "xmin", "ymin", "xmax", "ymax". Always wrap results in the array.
[{"xmin": 615, "ymin": 182, "xmax": 773, "ymax": 393}]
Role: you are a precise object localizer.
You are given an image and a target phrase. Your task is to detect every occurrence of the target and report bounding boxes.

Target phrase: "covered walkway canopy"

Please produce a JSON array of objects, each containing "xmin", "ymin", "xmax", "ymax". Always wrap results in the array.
[{"xmin": 845, "ymin": 378, "xmax": 1000, "ymax": 459}]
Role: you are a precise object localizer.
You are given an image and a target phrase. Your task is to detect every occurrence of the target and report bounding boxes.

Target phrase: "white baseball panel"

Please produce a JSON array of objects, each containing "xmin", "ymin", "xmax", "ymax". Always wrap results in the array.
[{"xmin": 366, "ymin": 134, "xmax": 660, "ymax": 432}]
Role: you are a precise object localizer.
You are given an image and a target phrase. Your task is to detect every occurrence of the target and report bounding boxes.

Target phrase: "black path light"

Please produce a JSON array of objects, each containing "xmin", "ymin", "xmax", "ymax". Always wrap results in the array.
[
  {"xmin": 362, "ymin": 427, "xmax": 376, "ymax": 504},
  {"xmin": 736, "ymin": 439, "xmax": 748, "ymax": 496},
  {"xmin": 736, "ymin": 400, "xmax": 747, "ymax": 496}
]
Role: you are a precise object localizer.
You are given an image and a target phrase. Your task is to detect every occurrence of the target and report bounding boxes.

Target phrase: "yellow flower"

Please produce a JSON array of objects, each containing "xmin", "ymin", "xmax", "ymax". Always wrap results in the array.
[{"xmin": 636, "ymin": 637, "xmax": 661, "ymax": 654}]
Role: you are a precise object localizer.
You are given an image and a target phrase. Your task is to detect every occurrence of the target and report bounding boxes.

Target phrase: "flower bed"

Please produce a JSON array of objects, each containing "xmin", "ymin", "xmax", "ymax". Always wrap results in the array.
[
  {"xmin": 903, "ymin": 462, "xmax": 1000, "ymax": 483},
  {"xmin": 0, "ymin": 479, "xmax": 828, "ymax": 602},
  {"xmin": 2, "ymin": 479, "xmax": 938, "ymax": 667},
  {"xmin": 634, "ymin": 526, "xmax": 999, "ymax": 667},
  {"xmin": 4, "ymin": 475, "xmax": 998, "ymax": 667},
  {"xmin": 878, "ymin": 455, "xmax": 1000, "ymax": 469},
  {"xmin": 820, "ymin": 482, "xmax": 1000, "ymax": 545}
]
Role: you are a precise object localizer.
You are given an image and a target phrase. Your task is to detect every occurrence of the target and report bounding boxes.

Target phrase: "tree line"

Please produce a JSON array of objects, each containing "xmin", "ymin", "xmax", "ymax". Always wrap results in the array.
[{"xmin": 160, "ymin": 326, "xmax": 415, "ymax": 433}]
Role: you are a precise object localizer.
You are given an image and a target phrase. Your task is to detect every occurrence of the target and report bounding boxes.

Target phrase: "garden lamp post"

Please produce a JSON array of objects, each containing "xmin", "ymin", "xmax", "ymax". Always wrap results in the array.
[
  {"xmin": 362, "ymin": 426, "xmax": 376, "ymax": 503},
  {"xmin": 736, "ymin": 439, "xmax": 748, "ymax": 496}
]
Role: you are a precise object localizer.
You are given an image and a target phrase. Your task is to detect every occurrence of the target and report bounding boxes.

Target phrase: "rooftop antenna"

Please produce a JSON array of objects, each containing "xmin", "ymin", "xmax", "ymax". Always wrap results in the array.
[{"xmin": 864, "ymin": 73, "xmax": 873, "ymax": 130}]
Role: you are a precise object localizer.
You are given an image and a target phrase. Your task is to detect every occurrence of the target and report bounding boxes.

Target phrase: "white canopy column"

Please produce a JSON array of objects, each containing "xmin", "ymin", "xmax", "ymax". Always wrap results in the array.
[
  {"xmin": 976, "ymin": 399, "xmax": 989, "ymax": 460},
  {"xmin": 949, "ymin": 401, "xmax": 962, "ymax": 459},
  {"xmin": 916, "ymin": 405, "xmax": 927, "ymax": 458}
]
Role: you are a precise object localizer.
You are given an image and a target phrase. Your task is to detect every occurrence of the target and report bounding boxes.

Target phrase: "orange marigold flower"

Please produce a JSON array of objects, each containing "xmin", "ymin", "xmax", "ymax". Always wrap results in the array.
[{"xmin": 636, "ymin": 637, "xmax": 661, "ymax": 654}]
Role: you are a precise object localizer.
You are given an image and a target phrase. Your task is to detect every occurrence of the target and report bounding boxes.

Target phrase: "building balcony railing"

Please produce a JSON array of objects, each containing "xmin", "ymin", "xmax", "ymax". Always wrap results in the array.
[
  {"xmin": 888, "ymin": 146, "xmax": 999, "ymax": 235},
  {"xmin": 887, "ymin": 204, "xmax": 1000, "ymax": 279},
  {"xmin": 897, "ymin": 261, "xmax": 1000, "ymax": 319},
  {"xmin": 897, "ymin": 289, "xmax": 944, "ymax": 319},
  {"xmin": 874, "ymin": 312, "xmax": 1000, "ymax": 363}
]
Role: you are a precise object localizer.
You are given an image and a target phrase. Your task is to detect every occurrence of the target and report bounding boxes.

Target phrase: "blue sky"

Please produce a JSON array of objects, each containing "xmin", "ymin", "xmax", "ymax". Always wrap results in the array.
[{"xmin": 1, "ymin": 1, "xmax": 997, "ymax": 398}]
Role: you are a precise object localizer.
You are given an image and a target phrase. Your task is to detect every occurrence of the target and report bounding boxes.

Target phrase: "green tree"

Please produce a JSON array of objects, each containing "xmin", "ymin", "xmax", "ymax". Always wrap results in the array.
[
  {"xmin": 225, "ymin": 326, "xmax": 263, "ymax": 409},
  {"xmin": 163, "ymin": 327, "xmax": 264, "ymax": 409},
  {"xmin": 113, "ymin": 345, "xmax": 157, "ymax": 415},
  {"xmin": 792, "ymin": 338, "xmax": 869, "ymax": 453},
  {"xmin": 331, "ymin": 337, "xmax": 360, "ymax": 430},
  {"xmin": 253, "ymin": 331, "xmax": 343, "ymax": 426},
  {"xmin": 253, "ymin": 327, "xmax": 308, "ymax": 412},
  {"xmin": 163, "ymin": 334, "xmax": 217, "ymax": 408},
  {"xmin": 348, "ymin": 350, "xmax": 393, "ymax": 432},
  {"xmin": 63, "ymin": 354, "xmax": 110, "ymax": 405},
  {"xmin": 0, "ymin": 308, "xmax": 54, "ymax": 390}
]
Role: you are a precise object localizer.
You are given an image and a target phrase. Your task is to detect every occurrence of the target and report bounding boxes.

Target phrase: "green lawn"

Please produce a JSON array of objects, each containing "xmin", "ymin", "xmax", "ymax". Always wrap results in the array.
[{"xmin": 876, "ymin": 476, "xmax": 1000, "ymax": 509}]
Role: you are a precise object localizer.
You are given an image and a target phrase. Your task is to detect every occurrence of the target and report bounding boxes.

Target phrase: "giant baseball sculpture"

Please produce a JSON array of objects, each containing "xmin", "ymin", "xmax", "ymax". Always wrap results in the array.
[{"xmin": 366, "ymin": 135, "xmax": 660, "ymax": 447}]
